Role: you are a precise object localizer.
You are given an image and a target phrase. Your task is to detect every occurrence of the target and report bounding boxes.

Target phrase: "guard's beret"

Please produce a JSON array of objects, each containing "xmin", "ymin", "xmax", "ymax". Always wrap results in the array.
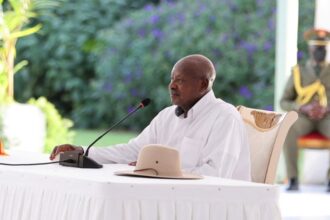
[{"xmin": 304, "ymin": 28, "xmax": 330, "ymax": 46}]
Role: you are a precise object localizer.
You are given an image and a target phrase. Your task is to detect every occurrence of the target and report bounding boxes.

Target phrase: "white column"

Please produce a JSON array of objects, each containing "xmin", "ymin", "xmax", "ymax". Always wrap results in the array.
[
  {"xmin": 315, "ymin": 0, "xmax": 330, "ymax": 62},
  {"xmin": 274, "ymin": 0, "xmax": 299, "ymax": 183},
  {"xmin": 274, "ymin": 0, "xmax": 299, "ymax": 111},
  {"xmin": 315, "ymin": 0, "xmax": 330, "ymax": 29}
]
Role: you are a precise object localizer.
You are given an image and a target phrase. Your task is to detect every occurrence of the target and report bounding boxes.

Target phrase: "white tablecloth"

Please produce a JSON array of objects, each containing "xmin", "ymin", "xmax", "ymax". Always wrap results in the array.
[{"xmin": 0, "ymin": 151, "xmax": 281, "ymax": 220}]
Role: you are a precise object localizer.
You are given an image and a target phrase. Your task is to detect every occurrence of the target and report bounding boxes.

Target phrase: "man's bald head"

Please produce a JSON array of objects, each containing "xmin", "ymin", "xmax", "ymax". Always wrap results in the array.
[
  {"xmin": 169, "ymin": 54, "xmax": 217, "ymax": 113},
  {"xmin": 172, "ymin": 54, "xmax": 216, "ymax": 90}
]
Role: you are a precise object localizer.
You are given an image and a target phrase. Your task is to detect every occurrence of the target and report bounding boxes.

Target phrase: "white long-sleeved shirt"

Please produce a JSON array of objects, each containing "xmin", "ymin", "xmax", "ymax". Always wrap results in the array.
[{"xmin": 89, "ymin": 91, "xmax": 251, "ymax": 181}]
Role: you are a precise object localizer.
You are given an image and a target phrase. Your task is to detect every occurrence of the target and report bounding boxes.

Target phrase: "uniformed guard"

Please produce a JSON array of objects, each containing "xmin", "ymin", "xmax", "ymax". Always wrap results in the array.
[{"xmin": 280, "ymin": 28, "xmax": 330, "ymax": 191}]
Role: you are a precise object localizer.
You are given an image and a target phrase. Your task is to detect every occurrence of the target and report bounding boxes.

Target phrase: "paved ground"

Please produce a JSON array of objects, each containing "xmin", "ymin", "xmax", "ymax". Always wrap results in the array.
[{"xmin": 279, "ymin": 184, "xmax": 330, "ymax": 220}]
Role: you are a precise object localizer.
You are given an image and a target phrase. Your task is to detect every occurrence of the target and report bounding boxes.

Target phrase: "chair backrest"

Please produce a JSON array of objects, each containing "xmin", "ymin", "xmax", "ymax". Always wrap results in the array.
[{"xmin": 237, "ymin": 106, "xmax": 298, "ymax": 184}]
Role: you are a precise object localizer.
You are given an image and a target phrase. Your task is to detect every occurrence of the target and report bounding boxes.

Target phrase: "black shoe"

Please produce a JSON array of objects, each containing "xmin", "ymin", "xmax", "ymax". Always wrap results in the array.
[{"xmin": 286, "ymin": 178, "xmax": 299, "ymax": 191}]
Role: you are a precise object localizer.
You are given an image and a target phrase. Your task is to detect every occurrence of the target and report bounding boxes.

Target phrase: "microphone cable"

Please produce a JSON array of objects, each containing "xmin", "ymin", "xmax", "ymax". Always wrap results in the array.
[
  {"xmin": 0, "ymin": 159, "xmax": 74, "ymax": 166},
  {"xmin": 1, "ymin": 98, "xmax": 151, "ymax": 168}
]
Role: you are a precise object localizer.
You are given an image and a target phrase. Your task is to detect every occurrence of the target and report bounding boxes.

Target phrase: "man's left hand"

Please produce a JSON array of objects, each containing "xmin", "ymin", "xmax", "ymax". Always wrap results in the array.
[{"xmin": 309, "ymin": 103, "xmax": 328, "ymax": 120}]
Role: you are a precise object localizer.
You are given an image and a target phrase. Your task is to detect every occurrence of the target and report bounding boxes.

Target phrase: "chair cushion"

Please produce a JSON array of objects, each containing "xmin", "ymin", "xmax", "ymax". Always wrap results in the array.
[
  {"xmin": 250, "ymin": 110, "xmax": 281, "ymax": 129},
  {"xmin": 298, "ymin": 131, "xmax": 330, "ymax": 149}
]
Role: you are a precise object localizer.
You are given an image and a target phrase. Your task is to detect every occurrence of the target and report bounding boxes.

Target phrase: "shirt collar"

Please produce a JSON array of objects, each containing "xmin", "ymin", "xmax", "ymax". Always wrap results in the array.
[{"xmin": 177, "ymin": 90, "xmax": 217, "ymax": 120}]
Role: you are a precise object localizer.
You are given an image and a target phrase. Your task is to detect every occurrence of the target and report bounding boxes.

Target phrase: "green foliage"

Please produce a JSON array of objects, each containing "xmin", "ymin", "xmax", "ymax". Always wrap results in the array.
[
  {"xmin": 91, "ymin": 0, "xmax": 315, "ymax": 130},
  {"xmin": 92, "ymin": 0, "xmax": 273, "ymax": 129},
  {"xmin": 0, "ymin": 0, "xmax": 56, "ymax": 103},
  {"xmin": 297, "ymin": 1, "xmax": 316, "ymax": 63},
  {"xmin": 14, "ymin": 0, "xmax": 163, "ymax": 128},
  {"xmin": 28, "ymin": 97, "xmax": 74, "ymax": 153},
  {"xmin": 73, "ymin": 129, "xmax": 137, "ymax": 147},
  {"xmin": 15, "ymin": 0, "xmax": 315, "ymax": 130},
  {"xmin": 0, "ymin": 0, "xmax": 48, "ymax": 103},
  {"xmin": 1, "ymin": 0, "xmax": 67, "ymax": 152}
]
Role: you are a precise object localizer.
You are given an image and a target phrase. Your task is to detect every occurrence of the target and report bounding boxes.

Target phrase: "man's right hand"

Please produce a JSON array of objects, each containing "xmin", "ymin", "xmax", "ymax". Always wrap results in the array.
[
  {"xmin": 299, "ymin": 101, "xmax": 327, "ymax": 120},
  {"xmin": 49, "ymin": 144, "xmax": 84, "ymax": 160}
]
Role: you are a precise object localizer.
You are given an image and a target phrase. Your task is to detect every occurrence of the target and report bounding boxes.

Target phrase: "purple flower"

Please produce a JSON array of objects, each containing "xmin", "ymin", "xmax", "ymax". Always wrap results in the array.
[
  {"xmin": 164, "ymin": 51, "xmax": 172, "ymax": 59},
  {"xmin": 239, "ymin": 41, "xmax": 257, "ymax": 56},
  {"xmin": 150, "ymin": 15, "xmax": 160, "ymax": 25},
  {"xmin": 123, "ymin": 19, "xmax": 133, "ymax": 28},
  {"xmin": 152, "ymin": 29, "xmax": 163, "ymax": 39},
  {"xmin": 272, "ymin": 7, "xmax": 276, "ymax": 14},
  {"xmin": 246, "ymin": 44, "xmax": 257, "ymax": 55},
  {"xmin": 124, "ymin": 73, "xmax": 132, "ymax": 83},
  {"xmin": 199, "ymin": 4, "xmax": 207, "ymax": 13},
  {"xmin": 239, "ymin": 86, "xmax": 253, "ymax": 99},
  {"xmin": 209, "ymin": 15, "xmax": 216, "ymax": 23},
  {"xmin": 212, "ymin": 48, "xmax": 222, "ymax": 58},
  {"xmin": 107, "ymin": 48, "xmax": 117, "ymax": 55},
  {"xmin": 138, "ymin": 28, "xmax": 146, "ymax": 38},
  {"xmin": 115, "ymin": 94, "xmax": 125, "ymax": 101},
  {"xmin": 130, "ymin": 88, "xmax": 139, "ymax": 97},
  {"xmin": 103, "ymin": 83, "xmax": 112, "ymax": 92},
  {"xmin": 263, "ymin": 105, "xmax": 274, "ymax": 111},
  {"xmin": 144, "ymin": 4, "xmax": 153, "ymax": 11},
  {"xmin": 134, "ymin": 69, "xmax": 143, "ymax": 78},
  {"xmin": 219, "ymin": 33, "xmax": 229, "ymax": 43},
  {"xmin": 263, "ymin": 41, "xmax": 272, "ymax": 52},
  {"xmin": 297, "ymin": 51, "xmax": 304, "ymax": 60},
  {"xmin": 127, "ymin": 106, "xmax": 136, "ymax": 113},
  {"xmin": 256, "ymin": 0, "xmax": 264, "ymax": 6},
  {"xmin": 167, "ymin": 3, "xmax": 175, "ymax": 8},
  {"xmin": 229, "ymin": 2, "xmax": 238, "ymax": 12},
  {"xmin": 194, "ymin": 11, "xmax": 201, "ymax": 17},
  {"xmin": 194, "ymin": 4, "xmax": 206, "ymax": 17},
  {"xmin": 169, "ymin": 14, "xmax": 185, "ymax": 25},
  {"xmin": 268, "ymin": 18, "xmax": 275, "ymax": 30},
  {"xmin": 177, "ymin": 14, "xmax": 185, "ymax": 23}
]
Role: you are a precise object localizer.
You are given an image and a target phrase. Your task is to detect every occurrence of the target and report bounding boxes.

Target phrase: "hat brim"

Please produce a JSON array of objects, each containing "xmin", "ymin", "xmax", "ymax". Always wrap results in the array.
[
  {"xmin": 114, "ymin": 170, "xmax": 203, "ymax": 179},
  {"xmin": 308, "ymin": 40, "xmax": 329, "ymax": 46}
]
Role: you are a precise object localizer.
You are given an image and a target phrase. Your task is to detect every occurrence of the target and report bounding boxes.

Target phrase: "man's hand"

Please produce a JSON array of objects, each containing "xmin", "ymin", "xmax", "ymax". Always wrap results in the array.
[
  {"xmin": 49, "ymin": 144, "xmax": 83, "ymax": 160},
  {"xmin": 299, "ymin": 101, "xmax": 328, "ymax": 120},
  {"xmin": 128, "ymin": 161, "xmax": 137, "ymax": 166}
]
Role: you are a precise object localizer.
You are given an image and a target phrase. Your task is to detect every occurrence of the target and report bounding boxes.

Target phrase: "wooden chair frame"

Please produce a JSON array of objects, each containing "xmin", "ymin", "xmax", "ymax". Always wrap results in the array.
[{"xmin": 237, "ymin": 106, "xmax": 298, "ymax": 184}]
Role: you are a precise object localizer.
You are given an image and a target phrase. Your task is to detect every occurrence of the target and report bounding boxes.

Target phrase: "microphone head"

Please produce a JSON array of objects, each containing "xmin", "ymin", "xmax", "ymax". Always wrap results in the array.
[{"xmin": 140, "ymin": 98, "xmax": 151, "ymax": 108}]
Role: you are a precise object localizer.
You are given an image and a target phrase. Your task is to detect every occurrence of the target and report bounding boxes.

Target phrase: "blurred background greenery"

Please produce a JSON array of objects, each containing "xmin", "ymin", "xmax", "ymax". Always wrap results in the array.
[
  {"xmin": 73, "ymin": 129, "xmax": 137, "ymax": 147},
  {"xmin": 1, "ymin": 0, "xmax": 315, "ymax": 150}
]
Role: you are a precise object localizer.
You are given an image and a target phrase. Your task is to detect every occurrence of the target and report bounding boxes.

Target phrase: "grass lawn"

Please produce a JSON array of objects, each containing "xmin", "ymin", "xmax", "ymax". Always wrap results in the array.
[{"xmin": 73, "ymin": 129, "xmax": 138, "ymax": 147}]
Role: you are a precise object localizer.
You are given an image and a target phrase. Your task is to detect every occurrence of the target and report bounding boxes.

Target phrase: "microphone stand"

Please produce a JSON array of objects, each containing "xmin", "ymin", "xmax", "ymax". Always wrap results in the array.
[
  {"xmin": 59, "ymin": 99, "xmax": 150, "ymax": 169},
  {"xmin": 59, "ymin": 150, "xmax": 103, "ymax": 168}
]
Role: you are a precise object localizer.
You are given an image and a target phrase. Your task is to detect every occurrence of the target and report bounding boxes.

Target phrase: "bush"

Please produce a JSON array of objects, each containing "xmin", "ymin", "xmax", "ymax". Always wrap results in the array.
[
  {"xmin": 297, "ymin": 1, "xmax": 316, "ymax": 62},
  {"xmin": 92, "ymin": 0, "xmax": 313, "ymax": 130},
  {"xmin": 15, "ymin": 0, "xmax": 164, "ymax": 128},
  {"xmin": 15, "ymin": 0, "xmax": 315, "ymax": 130}
]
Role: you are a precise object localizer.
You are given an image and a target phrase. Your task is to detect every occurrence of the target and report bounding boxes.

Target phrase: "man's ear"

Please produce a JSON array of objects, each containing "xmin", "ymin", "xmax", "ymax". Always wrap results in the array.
[{"xmin": 200, "ymin": 78, "xmax": 209, "ymax": 93}]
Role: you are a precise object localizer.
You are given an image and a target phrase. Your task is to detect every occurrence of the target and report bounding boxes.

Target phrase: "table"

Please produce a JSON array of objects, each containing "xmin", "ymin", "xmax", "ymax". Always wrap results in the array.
[{"xmin": 0, "ymin": 150, "xmax": 281, "ymax": 220}]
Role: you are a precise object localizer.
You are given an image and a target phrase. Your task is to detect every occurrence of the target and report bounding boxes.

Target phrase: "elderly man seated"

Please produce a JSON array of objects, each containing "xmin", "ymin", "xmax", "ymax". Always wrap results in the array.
[{"xmin": 50, "ymin": 54, "xmax": 251, "ymax": 181}]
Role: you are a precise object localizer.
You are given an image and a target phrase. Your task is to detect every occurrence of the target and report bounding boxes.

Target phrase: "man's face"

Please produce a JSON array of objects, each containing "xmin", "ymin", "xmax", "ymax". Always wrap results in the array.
[
  {"xmin": 310, "ymin": 45, "xmax": 327, "ymax": 63},
  {"xmin": 168, "ymin": 69, "xmax": 205, "ymax": 111}
]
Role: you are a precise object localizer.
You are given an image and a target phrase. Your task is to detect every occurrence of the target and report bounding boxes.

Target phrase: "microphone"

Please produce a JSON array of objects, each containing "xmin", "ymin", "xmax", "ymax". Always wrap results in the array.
[{"xmin": 59, "ymin": 98, "xmax": 151, "ymax": 168}]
